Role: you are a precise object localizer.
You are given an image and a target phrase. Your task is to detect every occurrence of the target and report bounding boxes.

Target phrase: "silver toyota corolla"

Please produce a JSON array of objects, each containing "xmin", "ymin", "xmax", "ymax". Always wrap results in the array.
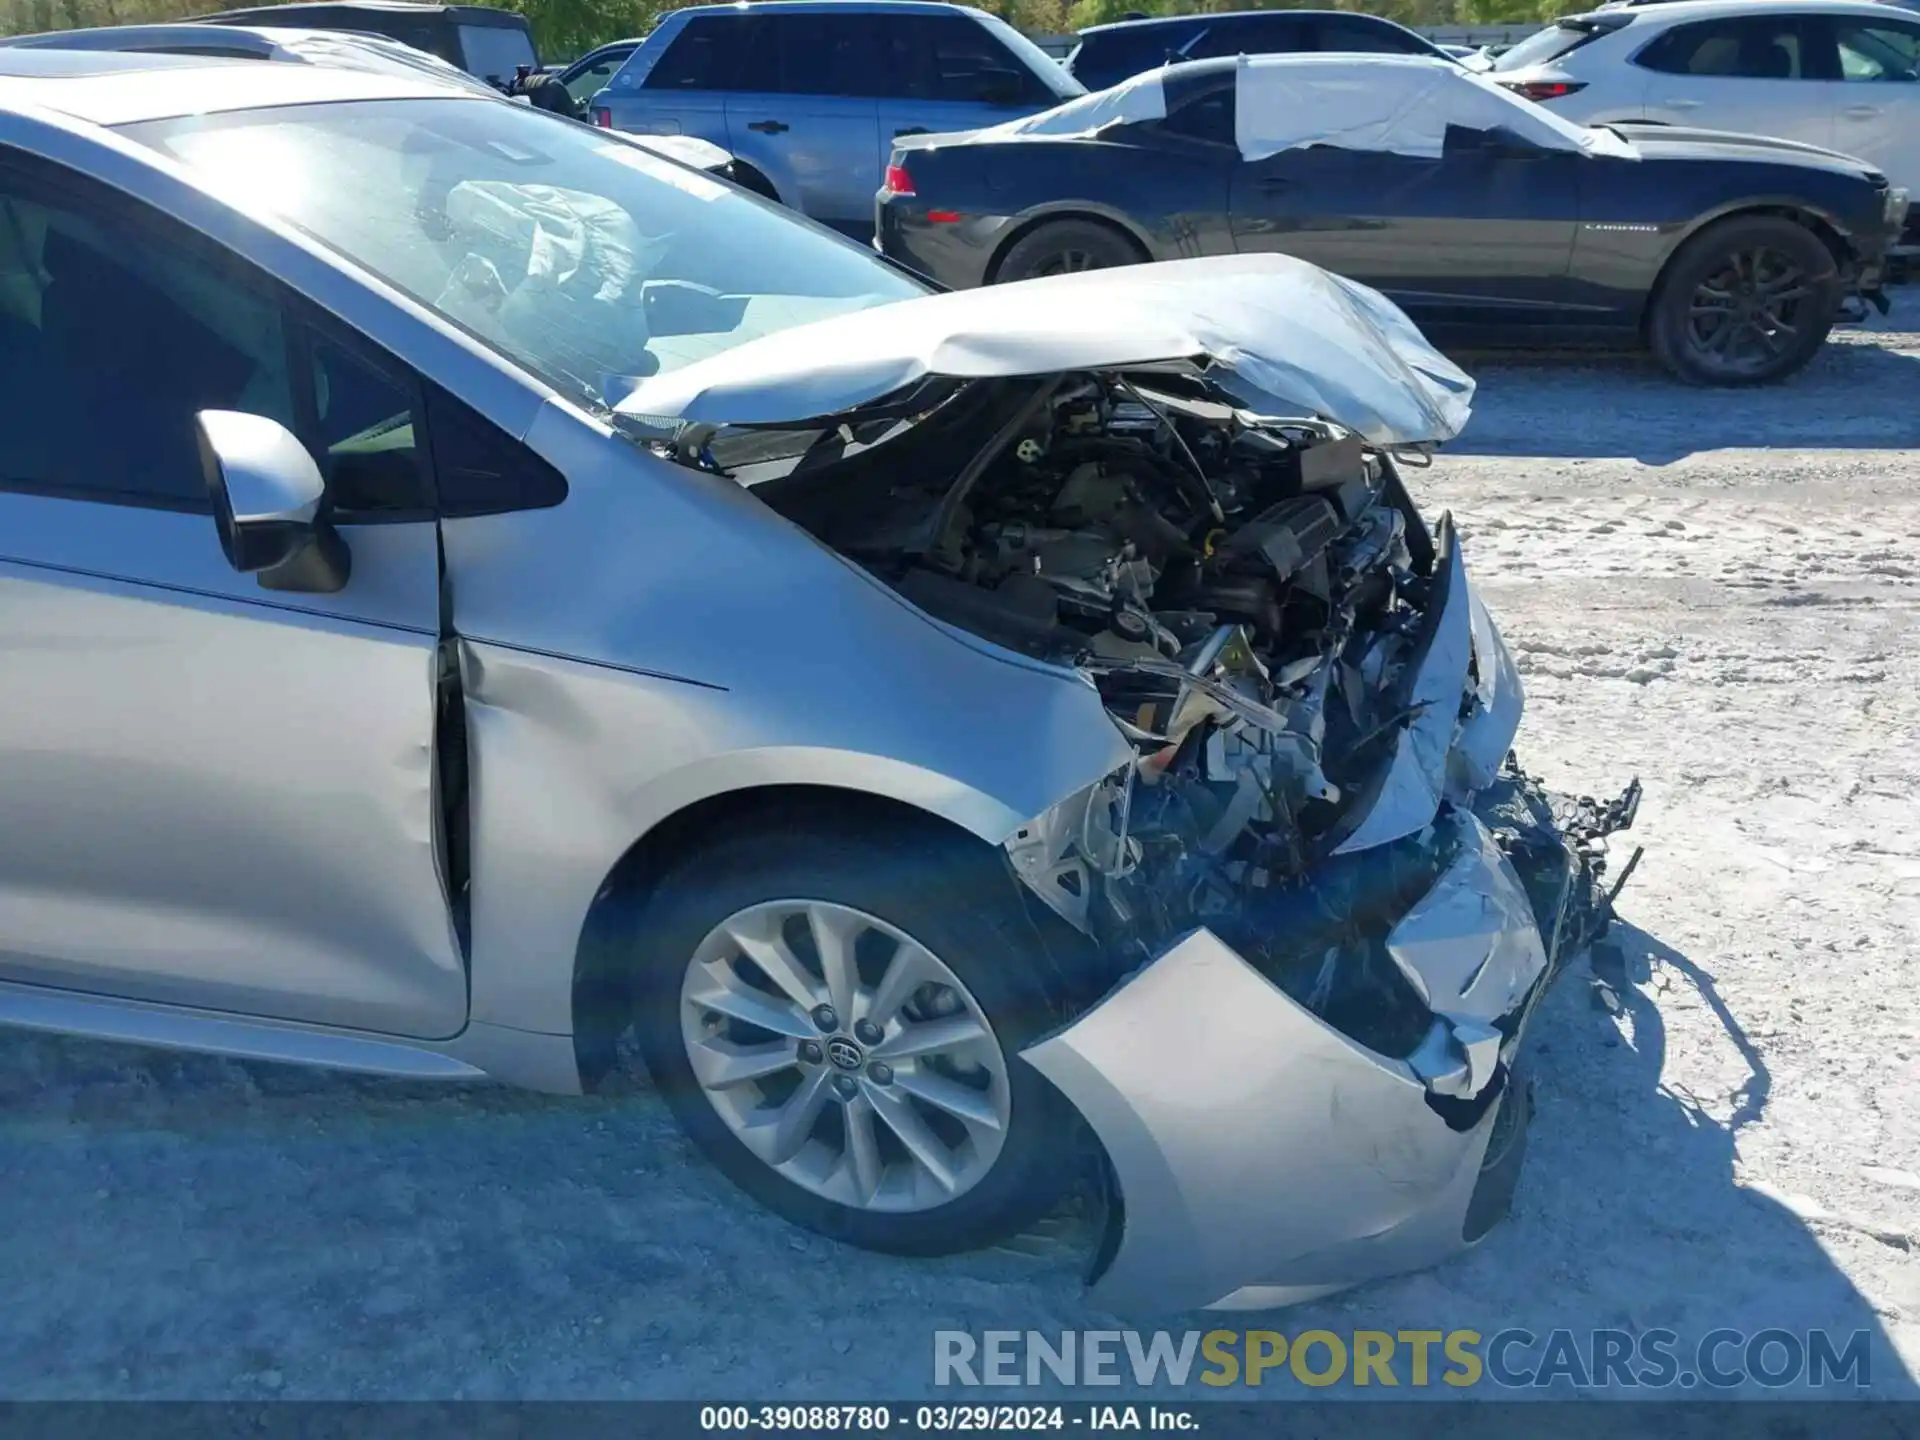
[{"xmin": 0, "ymin": 49, "xmax": 1638, "ymax": 1312}]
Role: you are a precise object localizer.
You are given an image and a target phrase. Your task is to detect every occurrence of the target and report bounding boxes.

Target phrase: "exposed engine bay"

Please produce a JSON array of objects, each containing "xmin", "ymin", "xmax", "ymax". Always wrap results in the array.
[
  {"xmin": 688, "ymin": 372, "xmax": 1638, "ymax": 1058},
  {"xmin": 660, "ymin": 357, "xmax": 1642, "ymax": 1309}
]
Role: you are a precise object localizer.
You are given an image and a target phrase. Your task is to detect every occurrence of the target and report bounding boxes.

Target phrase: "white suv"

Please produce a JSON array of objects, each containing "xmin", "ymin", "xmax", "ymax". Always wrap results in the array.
[{"xmin": 1491, "ymin": 0, "xmax": 1920, "ymax": 227}]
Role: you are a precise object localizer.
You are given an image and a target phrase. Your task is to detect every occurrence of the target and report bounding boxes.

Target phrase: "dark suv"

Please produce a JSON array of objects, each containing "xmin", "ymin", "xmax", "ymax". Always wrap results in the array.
[
  {"xmin": 1067, "ymin": 8, "xmax": 1451, "ymax": 91},
  {"xmin": 194, "ymin": 1, "xmax": 539, "ymax": 87}
]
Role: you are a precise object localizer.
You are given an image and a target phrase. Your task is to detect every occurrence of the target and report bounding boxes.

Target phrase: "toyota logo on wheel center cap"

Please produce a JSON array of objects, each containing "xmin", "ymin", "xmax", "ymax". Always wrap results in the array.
[{"xmin": 825, "ymin": 1037, "xmax": 864, "ymax": 1072}]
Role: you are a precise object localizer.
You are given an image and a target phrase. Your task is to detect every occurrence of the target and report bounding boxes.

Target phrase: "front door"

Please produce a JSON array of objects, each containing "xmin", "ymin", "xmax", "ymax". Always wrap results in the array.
[
  {"xmin": 1826, "ymin": 11, "xmax": 1920, "ymax": 196},
  {"xmin": 0, "ymin": 157, "xmax": 465, "ymax": 1039},
  {"xmin": 1229, "ymin": 138, "xmax": 1581, "ymax": 331}
]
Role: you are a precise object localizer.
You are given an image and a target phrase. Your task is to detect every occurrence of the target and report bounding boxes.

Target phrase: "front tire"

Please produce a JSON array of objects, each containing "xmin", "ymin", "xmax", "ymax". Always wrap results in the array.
[
  {"xmin": 1647, "ymin": 215, "xmax": 1840, "ymax": 386},
  {"xmin": 994, "ymin": 218, "xmax": 1146, "ymax": 284},
  {"xmin": 630, "ymin": 823, "xmax": 1081, "ymax": 1255}
]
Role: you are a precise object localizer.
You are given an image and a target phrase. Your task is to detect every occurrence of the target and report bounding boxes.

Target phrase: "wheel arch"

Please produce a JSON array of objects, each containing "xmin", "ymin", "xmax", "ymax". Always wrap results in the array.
[
  {"xmin": 569, "ymin": 783, "xmax": 1006, "ymax": 1088},
  {"xmin": 727, "ymin": 158, "xmax": 783, "ymax": 204},
  {"xmin": 1640, "ymin": 201, "xmax": 1853, "ymax": 336},
  {"xmin": 983, "ymin": 206, "xmax": 1156, "ymax": 284}
]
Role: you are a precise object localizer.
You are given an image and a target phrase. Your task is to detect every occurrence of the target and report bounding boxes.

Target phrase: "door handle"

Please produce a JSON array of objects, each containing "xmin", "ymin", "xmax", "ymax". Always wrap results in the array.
[
  {"xmin": 1257, "ymin": 176, "xmax": 1294, "ymax": 192},
  {"xmin": 1843, "ymin": 104, "xmax": 1881, "ymax": 120},
  {"xmin": 894, "ymin": 126, "xmax": 930, "ymax": 137},
  {"xmin": 1667, "ymin": 98, "xmax": 1701, "ymax": 110},
  {"xmin": 747, "ymin": 119, "xmax": 789, "ymax": 134}
]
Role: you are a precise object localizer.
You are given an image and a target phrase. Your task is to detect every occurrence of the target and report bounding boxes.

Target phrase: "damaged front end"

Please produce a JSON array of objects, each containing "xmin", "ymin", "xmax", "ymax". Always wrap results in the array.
[
  {"xmin": 629, "ymin": 260, "xmax": 1639, "ymax": 1309},
  {"xmin": 944, "ymin": 391, "xmax": 1651, "ymax": 1305},
  {"xmin": 845, "ymin": 375, "xmax": 1642, "ymax": 1312}
]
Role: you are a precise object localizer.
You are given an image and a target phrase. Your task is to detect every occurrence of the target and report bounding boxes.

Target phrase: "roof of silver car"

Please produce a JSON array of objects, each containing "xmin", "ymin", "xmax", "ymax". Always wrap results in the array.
[{"xmin": 0, "ymin": 44, "xmax": 470, "ymax": 124}]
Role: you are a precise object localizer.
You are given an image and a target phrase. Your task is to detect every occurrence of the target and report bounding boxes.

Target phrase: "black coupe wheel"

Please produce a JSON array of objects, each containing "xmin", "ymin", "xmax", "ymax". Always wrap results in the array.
[
  {"xmin": 629, "ymin": 821, "xmax": 1083, "ymax": 1256},
  {"xmin": 994, "ymin": 219, "xmax": 1146, "ymax": 284},
  {"xmin": 1648, "ymin": 216, "xmax": 1840, "ymax": 386}
]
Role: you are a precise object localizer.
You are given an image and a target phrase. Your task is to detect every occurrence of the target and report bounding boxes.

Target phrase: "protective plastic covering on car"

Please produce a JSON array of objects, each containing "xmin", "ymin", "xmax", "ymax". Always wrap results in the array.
[
  {"xmin": 1233, "ymin": 54, "xmax": 1638, "ymax": 162},
  {"xmin": 612, "ymin": 252, "xmax": 1475, "ymax": 448},
  {"xmin": 966, "ymin": 64, "xmax": 1169, "ymax": 144}
]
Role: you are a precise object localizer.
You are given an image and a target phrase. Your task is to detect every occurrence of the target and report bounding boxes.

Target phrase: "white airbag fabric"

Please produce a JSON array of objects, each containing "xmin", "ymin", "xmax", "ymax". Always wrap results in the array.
[
  {"xmin": 433, "ymin": 180, "xmax": 670, "ymax": 383},
  {"xmin": 968, "ymin": 67, "xmax": 1169, "ymax": 144}
]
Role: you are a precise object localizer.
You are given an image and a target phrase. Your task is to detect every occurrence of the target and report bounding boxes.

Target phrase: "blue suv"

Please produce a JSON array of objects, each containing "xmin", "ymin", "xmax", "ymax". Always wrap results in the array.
[{"xmin": 594, "ymin": 1, "xmax": 1082, "ymax": 236}]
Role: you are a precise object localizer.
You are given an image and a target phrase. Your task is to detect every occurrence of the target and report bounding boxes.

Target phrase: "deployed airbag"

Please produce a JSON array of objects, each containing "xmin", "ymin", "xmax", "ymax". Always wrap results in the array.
[{"xmin": 434, "ymin": 180, "xmax": 670, "ymax": 387}]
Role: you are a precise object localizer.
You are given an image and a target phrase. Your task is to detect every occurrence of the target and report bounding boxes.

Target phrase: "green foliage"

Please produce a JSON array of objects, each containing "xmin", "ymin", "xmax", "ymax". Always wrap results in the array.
[
  {"xmin": 0, "ymin": 0, "xmax": 1568, "ymax": 51},
  {"xmin": 1059, "ymin": 0, "xmax": 1565, "ymax": 31}
]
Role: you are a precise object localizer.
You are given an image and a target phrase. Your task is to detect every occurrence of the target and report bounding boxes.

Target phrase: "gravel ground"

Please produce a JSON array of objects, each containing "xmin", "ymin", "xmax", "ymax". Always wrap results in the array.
[{"xmin": 3, "ymin": 306, "xmax": 1918, "ymax": 1403}]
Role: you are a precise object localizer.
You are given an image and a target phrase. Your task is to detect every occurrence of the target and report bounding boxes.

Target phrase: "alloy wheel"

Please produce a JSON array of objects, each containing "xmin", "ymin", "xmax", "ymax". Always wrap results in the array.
[
  {"xmin": 1039, "ymin": 248, "xmax": 1104, "ymax": 275},
  {"xmin": 1683, "ymin": 245, "xmax": 1816, "ymax": 380},
  {"xmin": 678, "ymin": 899, "xmax": 1012, "ymax": 1214}
]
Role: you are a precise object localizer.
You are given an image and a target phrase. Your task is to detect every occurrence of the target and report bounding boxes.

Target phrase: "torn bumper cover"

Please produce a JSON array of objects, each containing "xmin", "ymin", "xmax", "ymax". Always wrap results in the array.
[
  {"xmin": 1024, "ymin": 793, "xmax": 1632, "ymax": 1314},
  {"xmin": 1016, "ymin": 544, "xmax": 1640, "ymax": 1313}
]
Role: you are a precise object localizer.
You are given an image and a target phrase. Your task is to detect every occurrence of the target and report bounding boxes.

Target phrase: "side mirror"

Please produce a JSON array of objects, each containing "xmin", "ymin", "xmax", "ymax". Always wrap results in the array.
[{"xmin": 195, "ymin": 410, "xmax": 351, "ymax": 594}]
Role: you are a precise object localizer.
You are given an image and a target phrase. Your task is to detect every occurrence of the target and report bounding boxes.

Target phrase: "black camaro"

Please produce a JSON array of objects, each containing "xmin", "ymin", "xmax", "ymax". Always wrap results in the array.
[{"xmin": 876, "ymin": 54, "xmax": 1904, "ymax": 385}]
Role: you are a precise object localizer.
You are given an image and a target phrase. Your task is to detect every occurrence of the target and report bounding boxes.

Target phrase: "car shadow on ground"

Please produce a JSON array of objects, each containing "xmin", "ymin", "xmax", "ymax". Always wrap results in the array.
[
  {"xmin": 1333, "ymin": 919, "xmax": 1919, "ymax": 1400},
  {"xmin": 1444, "ymin": 330, "xmax": 1920, "ymax": 464},
  {"xmin": 0, "ymin": 918, "xmax": 1909, "ymax": 1400},
  {"xmin": 880, "ymin": 910, "xmax": 1920, "ymax": 1402}
]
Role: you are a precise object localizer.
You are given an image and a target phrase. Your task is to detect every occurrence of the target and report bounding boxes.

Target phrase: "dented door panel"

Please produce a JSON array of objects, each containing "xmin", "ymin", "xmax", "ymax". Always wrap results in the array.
[{"xmin": 0, "ymin": 500, "xmax": 465, "ymax": 1039}]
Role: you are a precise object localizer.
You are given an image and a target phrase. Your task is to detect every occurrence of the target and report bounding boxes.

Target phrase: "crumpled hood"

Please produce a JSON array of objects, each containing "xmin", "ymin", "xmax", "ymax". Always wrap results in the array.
[{"xmin": 612, "ymin": 253, "xmax": 1475, "ymax": 447}]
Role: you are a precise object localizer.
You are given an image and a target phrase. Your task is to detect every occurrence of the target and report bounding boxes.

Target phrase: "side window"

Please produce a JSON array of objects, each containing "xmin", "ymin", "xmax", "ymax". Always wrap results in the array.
[
  {"xmin": 458, "ymin": 25, "xmax": 540, "ymax": 87},
  {"xmin": 1077, "ymin": 26, "xmax": 1204, "ymax": 84},
  {"xmin": 424, "ymin": 381, "xmax": 567, "ymax": 518},
  {"xmin": 1635, "ymin": 18, "xmax": 1810, "ymax": 79},
  {"xmin": 1834, "ymin": 21, "xmax": 1920, "ymax": 81},
  {"xmin": 641, "ymin": 16, "xmax": 748, "ymax": 91},
  {"xmin": 1190, "ymin": 17, "xmax": 1313, "ymax": 59},
  {"xmin": 0, "ymin": 162, "xmax": 481, "ymax": 521},
  {"xmin": 1160, "ymin": 87, "xmax": 1237, "ymax": 147},
  {"xmin": 301, "ymin": 330, "xmax": 430, "ymax": 516},
  {"xmin": 1316, "ymin": 18, "xmax": 1426, "ymax": 55},
  {"xmin": 888, "ymin": 16, "xmax": 1054, "ymax": 104},
  {"xmin": 736, "ymin": 14, "xmax": 887, "ymax": 96},
  {"xmin": 0, "ymin": 179, "xmax": 297, "ymax": 512},
  {"xmin": 565, "ymin": 50, "xmax": 629, "ymax": 105}
]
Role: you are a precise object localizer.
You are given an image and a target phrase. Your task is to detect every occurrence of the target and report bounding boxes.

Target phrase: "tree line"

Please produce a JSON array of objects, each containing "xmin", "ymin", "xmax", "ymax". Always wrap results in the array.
[{"xmin": 0, "ymin": 0, "xmax": 1567, "ymax": 59}]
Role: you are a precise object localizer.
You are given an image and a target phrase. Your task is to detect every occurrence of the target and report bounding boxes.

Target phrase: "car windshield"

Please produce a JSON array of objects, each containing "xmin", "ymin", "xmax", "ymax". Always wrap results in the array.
[{"xmin": 122, "ymin": 98, "xmax": 925, "ymax": 415}]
